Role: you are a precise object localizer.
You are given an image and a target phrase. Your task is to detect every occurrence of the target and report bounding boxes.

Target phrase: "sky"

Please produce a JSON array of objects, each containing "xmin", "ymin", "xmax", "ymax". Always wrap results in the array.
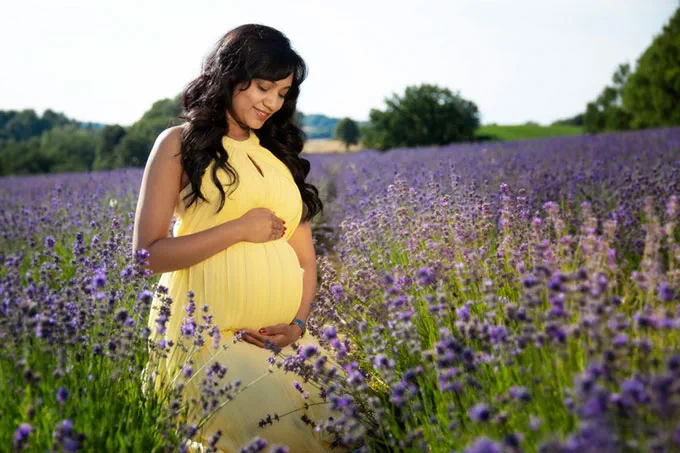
[{"xmin": 1, "ymin": 0, "xmax": 677, "ymax": 127}]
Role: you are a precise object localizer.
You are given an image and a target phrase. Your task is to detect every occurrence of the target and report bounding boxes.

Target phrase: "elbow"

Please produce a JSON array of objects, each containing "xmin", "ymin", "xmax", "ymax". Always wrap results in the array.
[
  {"xmin": 132, "ymin": 239, "xmax": 160, "ymax": 275},
  {"xmin": 300, "ymin": 258, "xmax": 317, "ymax": 272}
]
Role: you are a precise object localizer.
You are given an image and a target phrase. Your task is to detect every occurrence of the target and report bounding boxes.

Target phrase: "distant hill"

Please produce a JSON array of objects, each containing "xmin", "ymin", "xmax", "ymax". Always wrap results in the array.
[{"xmin": 301, "ymin": 114, "xmax": 369, "ymax": 139}]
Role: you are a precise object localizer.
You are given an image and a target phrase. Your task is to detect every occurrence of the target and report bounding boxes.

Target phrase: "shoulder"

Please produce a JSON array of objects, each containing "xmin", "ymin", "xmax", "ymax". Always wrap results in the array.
[{"xmin": 152, "ymin": 124, "xmax": 186, "ymax": 160}]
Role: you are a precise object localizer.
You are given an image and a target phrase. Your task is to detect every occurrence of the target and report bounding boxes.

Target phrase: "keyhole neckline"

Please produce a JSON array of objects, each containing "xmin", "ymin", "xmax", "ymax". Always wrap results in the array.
[{"xmin": 246, "ymin": 153, "xmax": 265, "ymax": 178}]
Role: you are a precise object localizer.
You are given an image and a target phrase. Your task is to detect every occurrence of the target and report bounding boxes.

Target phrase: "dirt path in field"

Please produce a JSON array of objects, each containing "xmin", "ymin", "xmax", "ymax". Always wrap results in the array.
[{"xmin": 302, "ymin": 138, "xmax": 364, "ymax": 154}]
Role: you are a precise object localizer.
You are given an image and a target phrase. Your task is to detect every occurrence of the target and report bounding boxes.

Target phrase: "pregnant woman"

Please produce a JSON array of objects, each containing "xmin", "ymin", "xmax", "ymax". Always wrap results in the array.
[{"xmin": 133, "ymin": 24, "xmax": 346, "ymax": 452}]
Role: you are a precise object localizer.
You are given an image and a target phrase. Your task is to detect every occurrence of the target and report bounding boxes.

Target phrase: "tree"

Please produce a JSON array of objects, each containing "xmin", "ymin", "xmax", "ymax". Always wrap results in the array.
[
  {"xmin": 5, "ymin": 109, "xmax": 43, "ymax": 141},
  {"xmin": 93, "ymin": 125, "xmax": 126, "ymax": 170},
  {"xmin": 113, "ymin": 96, "xmax": 181, "ymax": 168},
  {"xmin": 42, "ymin": 109, "xmax": 74, "ymax": 129},
  {"xmin": 551, "ymin": 113, "xmax": 584, "ymax": 127},
  {"xmin": 0, "ymin": 137, "xmax": 53, "ymax": 175},
  {"xmin": 362, "ymin": 83, "xmax": 480, "ymax": 151},
  {"xmin": 622, "ymin": 7, "xmax": 680, "ymax": 128},
  {"xmin": 584, "ymin": 63, "xmax": 633, "ymax": 133},
  {"xmin": 0, "ymin": 108, "xmax": 77, "ymax": 142},
  {"xmin": 334, "ymin": 117, "xmax": 360, "ymax": 152},
  {"xmin": 39, "ymin": 124, "xmax": 97, "ymax": 172}
]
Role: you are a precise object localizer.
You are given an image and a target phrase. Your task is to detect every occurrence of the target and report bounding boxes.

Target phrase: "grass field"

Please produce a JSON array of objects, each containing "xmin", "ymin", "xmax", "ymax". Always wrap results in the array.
[{"xmin": 476, "ymin": 124, "xmax": 584, "ymax": 141}]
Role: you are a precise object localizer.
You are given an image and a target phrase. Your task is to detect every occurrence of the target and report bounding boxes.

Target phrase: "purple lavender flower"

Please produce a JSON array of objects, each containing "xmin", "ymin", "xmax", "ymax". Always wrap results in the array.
[
  {"xmin": 373, "ymin": 354, "xmax": 395, "ymax": 369},
  {"xmin": 52, "ymin": 419, "xmax": 85, "ymax": 453},
  {"xmin": 14, "ymin": 423, "xmax": 32, "ymax": 448},
  {"xmin": 137, "ymin": 289, "xmax": 153, "ymax": 305},
  {"xmin": 621, "ymin": 376, "xmax": 648, "ymax": 404},
  {"xmin": 93, "ymin": 269, "xmax": 107, "ymax": 288},
  {"xmin": 239, "ymin": 435, "xmax": 267, "ymax": 452},
  {"xmin": 180, "ymin": 317, "xmax": 196, "ymax": 337},
  {"xmin": 659, "ymin": 283, "xmax": 676, "ymax": 302},
  {"xmin": 322, "ymin": 325, "xmax": 337, "ymax": 340},
  {"xmin": 391, "ymin": 381, "xmax": 407, "ymax": 407},
  {"xmin": 56, "ymin": 387, "xmax": 70, "ymax": 404},
  {"xmin": 464, "ymin": 436, "xmax": 502, "ymax": 453},
  {"xmin": 468, "ymin": 403, "xmax": 491, "ymax": 422},
  {"xmin": 44, "ymin": 236, "xmax": 56, "ymax": 249},
  {"xmin": 456, "ymin": 303, "xmax": 471, "ymax": 322},
  {"xmin": 299, "ymin": 344, "xmax": 319, "ymax": 360},
  {"xmin": 416, "ymin": 266, "xmax": 436, "ymax": 286},
  {"xmin": 613, "ymin": 333, "xmax": 629, "ymax": 347},
  {"xmin": 508, "ymin": 386, "xmax": 531, "ymax": 402}
]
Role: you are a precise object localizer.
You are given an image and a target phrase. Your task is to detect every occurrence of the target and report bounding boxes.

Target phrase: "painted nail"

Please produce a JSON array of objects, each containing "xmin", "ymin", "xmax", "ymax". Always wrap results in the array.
[{"xmin": 259, "ymin": 328, "xmax": 266, "ymax": 334}]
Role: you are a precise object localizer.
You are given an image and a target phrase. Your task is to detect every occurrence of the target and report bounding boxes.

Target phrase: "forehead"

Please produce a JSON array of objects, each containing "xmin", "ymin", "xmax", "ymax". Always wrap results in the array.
[{"xmin": 257, "ymin": 73, "xmax": 294, "ymax": 86}]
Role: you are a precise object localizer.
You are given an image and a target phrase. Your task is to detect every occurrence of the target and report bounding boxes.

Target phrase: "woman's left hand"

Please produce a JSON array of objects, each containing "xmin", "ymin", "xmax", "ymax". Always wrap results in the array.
[{"xmin": 236, "ymin": 323, "xmax": 301, "ymax": 350}]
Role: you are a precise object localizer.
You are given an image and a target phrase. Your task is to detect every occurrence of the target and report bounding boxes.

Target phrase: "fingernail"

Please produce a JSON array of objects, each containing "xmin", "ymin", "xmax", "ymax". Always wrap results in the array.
[{"xmin": 259, "ymin": 328, "xmax": 266, "ymax": 334}]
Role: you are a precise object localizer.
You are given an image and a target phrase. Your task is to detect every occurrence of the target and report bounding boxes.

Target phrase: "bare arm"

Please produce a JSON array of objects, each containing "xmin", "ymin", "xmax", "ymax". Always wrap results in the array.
[
  {"xmin": 132, "ymin": 126, "xmax": 245, "ymax": 275},
  {"xmin": 287, "ymin": 219, "xmax": 317, "ymax": 332}
]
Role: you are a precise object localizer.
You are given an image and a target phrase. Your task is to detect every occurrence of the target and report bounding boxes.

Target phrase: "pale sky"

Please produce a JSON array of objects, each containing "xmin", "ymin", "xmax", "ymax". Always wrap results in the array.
[{"xmin": 1, "ymin": 0, "xmax": 677, "ymax": 127}]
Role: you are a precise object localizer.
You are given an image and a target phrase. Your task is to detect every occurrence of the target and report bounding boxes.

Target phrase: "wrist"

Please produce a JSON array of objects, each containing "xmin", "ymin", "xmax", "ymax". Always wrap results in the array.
[
  {"xmin": 230, "ymin": 218, "xmax": 247, "ymax": 243},
  {"xmin": 291, "ymin": 323, "xmax": 303, "ymax": 338},
  {"xmin": 290, "ymin": 317, "xmax": 306, "ymax": 338}
]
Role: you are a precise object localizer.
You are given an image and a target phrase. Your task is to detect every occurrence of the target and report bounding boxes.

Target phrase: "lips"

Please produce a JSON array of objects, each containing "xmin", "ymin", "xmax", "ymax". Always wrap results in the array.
[{"xmin": 254, "ymin": 107, "xmax": 270, "ymax": 120}]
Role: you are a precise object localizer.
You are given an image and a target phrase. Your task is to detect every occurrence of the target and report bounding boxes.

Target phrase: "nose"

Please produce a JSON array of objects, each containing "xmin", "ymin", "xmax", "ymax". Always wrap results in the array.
[{"xmin": 263, "ymin": 92, "xmax": 279, "ymax": 112}]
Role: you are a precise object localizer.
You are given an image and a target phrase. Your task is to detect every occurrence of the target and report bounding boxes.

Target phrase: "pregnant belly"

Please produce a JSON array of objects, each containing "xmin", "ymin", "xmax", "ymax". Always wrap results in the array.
[{"xmin": 190, "ymin": 239, "xmax": 304, "ymax": 331}]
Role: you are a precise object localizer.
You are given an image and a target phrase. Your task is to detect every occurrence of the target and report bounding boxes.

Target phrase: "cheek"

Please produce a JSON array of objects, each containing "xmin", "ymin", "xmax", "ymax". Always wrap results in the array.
[
  {"xmin": 253, "ymin": 92, "xmax": 268, "ymax": 105},
  {"xmin": 234, "ymin": 94, "xmax": 255, "ymax": 113}
]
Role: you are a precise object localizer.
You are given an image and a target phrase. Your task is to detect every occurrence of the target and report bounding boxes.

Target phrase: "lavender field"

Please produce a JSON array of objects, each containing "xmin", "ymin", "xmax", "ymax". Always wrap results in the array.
[{"xmin": 2, "ymin": 126, "xmax": 680, "ymax": 452}]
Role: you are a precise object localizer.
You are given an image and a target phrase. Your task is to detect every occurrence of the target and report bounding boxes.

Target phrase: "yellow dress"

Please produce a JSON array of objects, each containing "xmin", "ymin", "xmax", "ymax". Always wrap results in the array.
[{"xmin": 145, "ymin": 130, "xmax": 347, "ymax": 452}]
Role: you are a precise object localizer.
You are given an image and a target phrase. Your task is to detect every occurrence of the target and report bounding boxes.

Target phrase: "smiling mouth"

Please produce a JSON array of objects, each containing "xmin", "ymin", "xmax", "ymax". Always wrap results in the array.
[{"xmin": 254, "ymin": 108, "xmax": 270, "ymax": 119}]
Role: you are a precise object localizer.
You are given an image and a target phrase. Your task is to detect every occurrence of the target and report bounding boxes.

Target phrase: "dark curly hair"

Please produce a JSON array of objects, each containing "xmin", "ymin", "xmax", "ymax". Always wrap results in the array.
[{"xmin": 177, "ymin": 24, "xmax": 322, "ymax": 223}]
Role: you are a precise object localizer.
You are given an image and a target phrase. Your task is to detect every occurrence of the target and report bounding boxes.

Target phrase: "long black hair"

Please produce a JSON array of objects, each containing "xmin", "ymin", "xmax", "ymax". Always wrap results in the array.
[{"xmin": 177, "ymin": 24, "xmax": 322, "ymax": 223}]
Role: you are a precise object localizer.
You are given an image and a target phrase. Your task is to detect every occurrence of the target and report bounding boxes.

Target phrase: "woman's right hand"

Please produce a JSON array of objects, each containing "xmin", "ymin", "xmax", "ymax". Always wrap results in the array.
[{"xmin": 237, "ymin": 208, "xmax": 286, "ymax": 243}]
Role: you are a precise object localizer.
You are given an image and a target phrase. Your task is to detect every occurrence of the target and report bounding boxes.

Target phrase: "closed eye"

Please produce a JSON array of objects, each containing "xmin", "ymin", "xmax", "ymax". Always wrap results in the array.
[{"xmin": 258, "ymin": 84, "xmax": 287, "ymax": 99}]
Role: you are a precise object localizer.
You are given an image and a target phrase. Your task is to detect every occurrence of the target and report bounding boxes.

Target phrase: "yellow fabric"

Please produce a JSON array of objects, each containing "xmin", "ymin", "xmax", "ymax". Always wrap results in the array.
[{"xmin": 145, "ymin": 130, "xmax": 348, "ymax": 452}]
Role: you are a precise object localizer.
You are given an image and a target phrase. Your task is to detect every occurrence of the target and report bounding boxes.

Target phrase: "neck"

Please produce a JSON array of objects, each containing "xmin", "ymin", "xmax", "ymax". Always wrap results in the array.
[
  {"xmin": 227, "ymin": 130, "xmax": 250, "ymax": 141},
  {"xmin": 226, "ymin": 114, "xmax": 250, "ymax": 140}
]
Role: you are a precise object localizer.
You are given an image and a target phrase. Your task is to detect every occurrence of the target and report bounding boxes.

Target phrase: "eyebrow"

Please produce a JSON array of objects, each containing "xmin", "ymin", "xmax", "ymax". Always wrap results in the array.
[{"xmin": 259, "ymin": 80, "xmax": 292, "ymax": 89}]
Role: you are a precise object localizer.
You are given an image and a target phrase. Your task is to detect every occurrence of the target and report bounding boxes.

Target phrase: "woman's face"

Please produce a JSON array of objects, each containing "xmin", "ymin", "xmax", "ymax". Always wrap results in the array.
[{"xmin": 228, "ymin": 73, "xmax": 294, "ymax": 135}]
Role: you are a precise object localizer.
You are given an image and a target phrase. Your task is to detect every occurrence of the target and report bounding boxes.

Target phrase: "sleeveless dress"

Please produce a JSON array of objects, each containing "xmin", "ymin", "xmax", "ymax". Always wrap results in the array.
[{"xmin": 145, "ymin": 130, "xmax": 347, "ymax": 452}]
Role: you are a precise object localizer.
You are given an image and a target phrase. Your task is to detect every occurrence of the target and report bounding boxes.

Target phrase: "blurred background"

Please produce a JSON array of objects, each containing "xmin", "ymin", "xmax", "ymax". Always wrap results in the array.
[{"xmin": 0, "ymin": 0, "xmax": 678, "ymax": 172}]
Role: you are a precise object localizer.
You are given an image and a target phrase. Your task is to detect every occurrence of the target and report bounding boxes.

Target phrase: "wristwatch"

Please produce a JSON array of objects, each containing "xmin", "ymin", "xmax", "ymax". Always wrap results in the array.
[{"xmin": 290, "ymin": 317, "xmax": 306, "ymax": 338}]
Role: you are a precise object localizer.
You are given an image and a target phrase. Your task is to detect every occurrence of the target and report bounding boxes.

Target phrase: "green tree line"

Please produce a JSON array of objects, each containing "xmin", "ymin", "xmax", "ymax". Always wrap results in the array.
[
  {"xmin": 0, "ymin": 97, "xmax": 311, "ymax": 176},
  {"xmin": 583, "ymin": 7, "xmax": 680, "ymax": 133},
  {"xmin": 0, "ymin": 96, "xmax": 182, "ymax": 176}
]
